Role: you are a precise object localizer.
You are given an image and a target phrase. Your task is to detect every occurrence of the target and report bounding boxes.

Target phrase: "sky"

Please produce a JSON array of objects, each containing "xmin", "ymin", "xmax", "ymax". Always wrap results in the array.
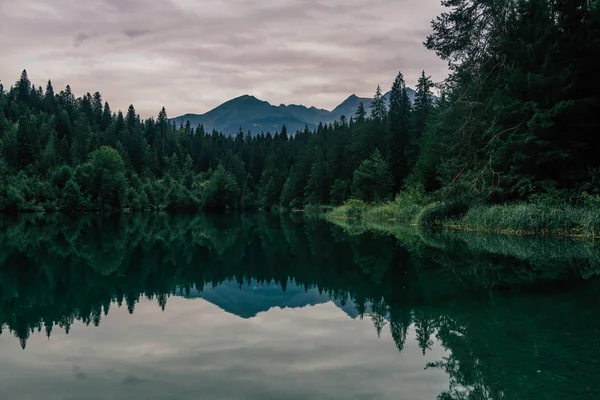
[{"xmin": 0, "ymin": 0, "xmax": 448, "ymax": 118}]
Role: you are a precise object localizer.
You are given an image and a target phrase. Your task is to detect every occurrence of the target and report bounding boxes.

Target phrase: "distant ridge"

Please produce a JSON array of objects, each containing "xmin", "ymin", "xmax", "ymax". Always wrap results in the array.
[
  {"xmin": 182, "ymin": 280, "xmax": 360, "ymax": 319},
  {"xmin": 173, "ymin": 88, "xmax": 419, "ymax": 136}
]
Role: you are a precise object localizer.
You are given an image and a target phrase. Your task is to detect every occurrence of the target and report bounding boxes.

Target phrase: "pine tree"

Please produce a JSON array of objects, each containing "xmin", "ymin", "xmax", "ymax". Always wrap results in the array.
[
  {"xmin": 40, "ymin": 131, "xmax": 58, "ymax": 171},
  {"xmin": 260, "ymin": 175, "xmax": 279, "ymax": 209},
  {"xmin": 413, "ymin": 71, "xmax": 434, "ymax": 137},
  {"xmin": 61, "ymin": 178, "xmax": 84, "ymax": 211},
  {"xmin": 407, "ymin": 91, "xmax": 451, "ymax": 191},
  {"xmin": 304, "ymin": 152, "xmax": 327, "ymax": 205},
  {"xmin": 157, "ymin": 107, "xmax": 168, "ymax": 159},
  {"xmin": 370, "ymin": 85, "xmax": 387, "ymax": 122},
  {"xmin": 126, "ymin": 105, "xmax": 137, "ymax": 132},
  {"xmin": 241, "ymin": 174, "xmax": 258, "ymax": 209},
  {"xmin": 329, "ymin": 179, "xmax": 349, "ymax": 205},
  {"xmin": 280, "ymin": 125, "xmax": 288, "ymax": 141},
  {"xmin": 100, "ymin": 102, "xmax": 112, "ymax": 132},
  {"xmin": 43, "ymin": 80, "xmax": 56, "ymax": 113},
  {"xmin": 388, "ymin": 71, "xmax": 412, "ymax": 191},
  {"xmin": 280, "ymin": 168, "xmax": 298, "ymax": 207},
  {"xmin": 351, "ymin": 149, "xmax": 393, "ymax": 202},
  {"xmin": 60, "ymin": 85, "xmax": 76, "ymax": 116},
  {"xmin": 17, "ymin": 114, "xmax": 37, "ymax": 168},
  {"xmin": 92, "ymin": 92, "xmax": 103, "ymax": 125},
  {"xmin": 16, "ymin": 70, "xmax": 31, "ymax": 104},
  {"xmin": 72, "ymin": 115, "xmax": 91, "ymax": 164}
]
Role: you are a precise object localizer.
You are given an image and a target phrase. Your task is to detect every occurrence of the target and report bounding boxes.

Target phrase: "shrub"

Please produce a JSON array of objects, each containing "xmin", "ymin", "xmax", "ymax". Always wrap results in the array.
[
  {"xmin": 395, "ymin": 184, "xmax": 428, "ymax": 207},
  {"xmin": 344, "ymin": 199, "xmax": 367, "ymax": 219},
  {"xmin": 415, "ymin": 201, "xmax": 469, "ymax": 226}
]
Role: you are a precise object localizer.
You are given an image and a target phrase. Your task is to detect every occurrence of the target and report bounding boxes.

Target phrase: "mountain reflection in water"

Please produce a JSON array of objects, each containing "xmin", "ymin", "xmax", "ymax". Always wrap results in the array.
[{"xmin": 0, "ymin": 213, "xmax": 598, "ymax": 400}]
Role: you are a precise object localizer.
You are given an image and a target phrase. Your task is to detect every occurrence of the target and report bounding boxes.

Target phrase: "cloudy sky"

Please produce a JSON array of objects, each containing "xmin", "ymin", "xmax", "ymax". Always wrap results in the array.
[{"xmin": 0, "ymin": 0, "xmax": 448, "ymax": 117}]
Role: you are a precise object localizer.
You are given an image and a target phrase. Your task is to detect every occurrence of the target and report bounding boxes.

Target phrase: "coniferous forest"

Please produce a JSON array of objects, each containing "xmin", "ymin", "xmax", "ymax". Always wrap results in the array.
[{"xmin": 1, "ymin": 1, "xmax": 599, "ymax": 232}]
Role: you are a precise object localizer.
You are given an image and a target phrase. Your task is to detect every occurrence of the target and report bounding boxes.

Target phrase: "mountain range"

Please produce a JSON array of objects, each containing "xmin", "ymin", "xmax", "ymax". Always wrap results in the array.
[
  {"xmin": 182, "ymin": 280, "xmax": 360, "ymax": 319},
  {"xmin": 172, "ymin": 88, "xmax": 417, "ymax": 136}
]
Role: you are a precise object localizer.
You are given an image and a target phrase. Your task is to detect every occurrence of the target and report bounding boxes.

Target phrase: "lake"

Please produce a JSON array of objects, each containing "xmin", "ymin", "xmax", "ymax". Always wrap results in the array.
[{"xmin": 0, "ymin": 213, "xmax": 599, "ymax": 399}]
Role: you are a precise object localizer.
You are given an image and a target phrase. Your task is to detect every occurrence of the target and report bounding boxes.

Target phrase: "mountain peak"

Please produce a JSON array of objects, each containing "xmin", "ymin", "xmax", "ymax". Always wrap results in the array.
[
  {"xmin": 228, "ymin": 94, "xmax": 262, "ymax": 103},
  {"xmin": 173, "ymin": 88, "xmax": 422, "ymax": 136}
]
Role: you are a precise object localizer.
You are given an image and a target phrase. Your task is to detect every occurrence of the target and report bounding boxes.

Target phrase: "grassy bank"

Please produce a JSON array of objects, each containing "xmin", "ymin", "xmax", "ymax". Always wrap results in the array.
[
  {"xmin": 326, "ymin": 188, "xmax": 600, "ymax": 238},
  {"xmin": 326, "ymin": 217, "xmax": 600, "ymax": 281}
]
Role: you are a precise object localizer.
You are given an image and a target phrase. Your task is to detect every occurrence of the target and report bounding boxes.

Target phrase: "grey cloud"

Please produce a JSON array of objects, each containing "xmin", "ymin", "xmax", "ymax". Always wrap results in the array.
[
  {"xmin": 122, "ymin": 29, "xmax": 150, "ymax": 39},
  {"xmin": 73, "ymin": 32, "xmax": 92, "ymax": 48},
  {"xmin": 0, "ymin": 0, "xmax": 448, "ymax": 117}
]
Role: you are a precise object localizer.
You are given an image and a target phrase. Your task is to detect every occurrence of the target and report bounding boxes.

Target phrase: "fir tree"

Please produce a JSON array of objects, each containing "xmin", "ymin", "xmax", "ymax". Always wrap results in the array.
[
  {"xmin": 16, "ymin": 70, "xmax": 31, "ymax": 104},
  {"xmin": 370, "ymin": 85, "xmax": 387, "ymax": 122},
  {"xmin": 351, "ymin": 149, "xmax": 393, "ymax": 202},
  {"xmin": 388, "ymin": 71, "xmax": 412, "ymax": 191},
  {"xmin": 412, "ymin": 71, "xmax": 434, "ymax": 139},
  {"xmin": 16, "ymin": 114, "xmax": 37, "ymax": 168}
]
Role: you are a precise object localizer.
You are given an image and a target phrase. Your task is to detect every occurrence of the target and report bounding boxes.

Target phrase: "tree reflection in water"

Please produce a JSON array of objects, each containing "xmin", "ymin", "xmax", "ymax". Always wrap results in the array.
[{"xmin": 0, "ymin": 213, "xmax": 598, "ymax": 399}]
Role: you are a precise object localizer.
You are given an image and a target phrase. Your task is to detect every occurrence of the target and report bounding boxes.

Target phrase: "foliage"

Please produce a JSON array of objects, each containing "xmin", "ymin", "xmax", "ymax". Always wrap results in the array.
[
  {"xmin": 329, "ymin": 179, "xmax": 350, "ymax": 205},
  {"xmin": 0, "ymin": 1, "xmax": 598, "ymax": 220},
  {"xmin": 457, "ymin": 203, "xmax": 600, "ymax": 236},
  {"xmin": 413, "ymin": 201, "xmax": 469, "ymax": 227},
  {"xmin": 388, "ymin": 71, "xmax": 412, "ymax": 191},
  {"xmin": 197, "ymin": 165, "xmax": 240, "ymax": 211},
  {"xmin": 326, "ymin": 199, "xmax": 368, "ymax": 220},
  {"xmin": 351, "ymin": 149, "xmax": 393, "ymax": 203},
  {"xmin": 419, "ymin": 0, "xmax": 600, "ymax": 200}
]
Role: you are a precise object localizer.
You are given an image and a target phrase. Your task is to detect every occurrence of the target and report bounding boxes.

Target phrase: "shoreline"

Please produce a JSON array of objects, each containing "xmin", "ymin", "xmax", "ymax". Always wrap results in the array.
[{"xmin": 323, "ymin": 200, "xmax": 600, "ymax": 240}]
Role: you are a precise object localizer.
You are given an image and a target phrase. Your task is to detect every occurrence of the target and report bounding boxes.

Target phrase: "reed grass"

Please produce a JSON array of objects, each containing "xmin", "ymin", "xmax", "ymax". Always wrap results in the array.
[
  {"xmin": 327, "ymin": 198, "xmax": 600, "ymax": 238},
  {"xmin": 454, "ymin": 203, "xmax": 600, "ymax": 237}
]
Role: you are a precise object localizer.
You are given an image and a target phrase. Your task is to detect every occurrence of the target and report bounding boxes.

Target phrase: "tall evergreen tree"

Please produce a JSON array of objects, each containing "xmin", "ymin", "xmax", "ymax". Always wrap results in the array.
[
  {"xmin": 157, "ymin": 107, "xmax": 168, "ymax": 159},
  {"xmin": 43, "ymin": 80, "xmax": 56, "ymax": 113},
  {"xmin": 100, "ymin": 102, "xmax": 112, "ymax": 132},
  {"xmin": 355, "ymin": 102, "xmax": 366, "ymax": 123},
  {"xmin": 412, "ymin": 71, "xmax": 434, "ymax": 139},
  {"xmin": 91, "ymin": 92, "xmax": 103, "ymax": 124},
  {"xmin": 388, "ymin": 71, "xmax": 412, "ymax": 191},
  {"xmin": 351, "ymin": 149, "xmax": 393, "ymax": 203},
  {"xmin": 72, "ymin": 115, "xmax": 91, "ymax": 164},
  {"xmin": 16, "ymin": 114, "xmax": 37, "ymax": 168},
  {"xmin": 370, "ymin": 85, "xmax": 387, "ymax": 122},
  {"xmin": 16, "ymin": 70, "xmax": 31, "ymax": 104}
]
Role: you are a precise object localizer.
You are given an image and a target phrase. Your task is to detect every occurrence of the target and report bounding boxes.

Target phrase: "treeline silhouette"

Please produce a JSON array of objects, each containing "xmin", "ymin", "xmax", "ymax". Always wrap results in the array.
[
  {"xmin": 2, "ymin": 1, "xmax": 600, "ymax": 215},
  {"xmin": 0, "ymin": 214, "xmax": 598, "ymax": 399}
]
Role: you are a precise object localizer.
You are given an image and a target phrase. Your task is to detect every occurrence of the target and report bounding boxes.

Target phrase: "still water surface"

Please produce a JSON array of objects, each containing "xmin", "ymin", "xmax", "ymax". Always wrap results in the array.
[{"xmin": 0, "ymin": 213, "xmax": 598, "ymax": 399}]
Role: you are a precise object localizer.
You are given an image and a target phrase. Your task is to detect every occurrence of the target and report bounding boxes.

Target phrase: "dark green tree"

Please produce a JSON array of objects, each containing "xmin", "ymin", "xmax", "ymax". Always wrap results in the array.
[
  {"xmin": 351, "ymin": 149, "xmax": 393, "ymax": 202},
  {"xmin": 60, "ymin": 178, "xmax": 85, "ymax": 211},
  {"xmin": 370, "ymin": 85, "xmax": 387, "ymax": 122},
  {"xmin": 16, "ymin": 70, "xmax": 31, "ymax": 104},
  {"xmin": 16, "ymin": 114, "xmax": 37, "ymax": 168},
  {"xmin": 388, "ymin": 71, "xmax": 412, "ymax": 191},
  {"xmin": 355, "ymin": 102, "xmax": 366, "ymax": 123},
  {"xmin": 198, "ymin": 165, "xmax": 240, "ymax": 210}
]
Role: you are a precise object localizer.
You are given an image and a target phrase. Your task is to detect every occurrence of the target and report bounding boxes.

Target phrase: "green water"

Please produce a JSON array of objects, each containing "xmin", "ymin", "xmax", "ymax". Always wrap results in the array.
[{"xmin": 0, "ymin": 213, "xmax": 598, "ymax": 399}]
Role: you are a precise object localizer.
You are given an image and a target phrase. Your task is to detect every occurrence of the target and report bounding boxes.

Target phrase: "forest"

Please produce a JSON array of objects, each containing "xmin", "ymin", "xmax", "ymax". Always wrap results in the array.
[{"xmin": 0, "ymin": 0, "xmax": 599, "ymax": 233}]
